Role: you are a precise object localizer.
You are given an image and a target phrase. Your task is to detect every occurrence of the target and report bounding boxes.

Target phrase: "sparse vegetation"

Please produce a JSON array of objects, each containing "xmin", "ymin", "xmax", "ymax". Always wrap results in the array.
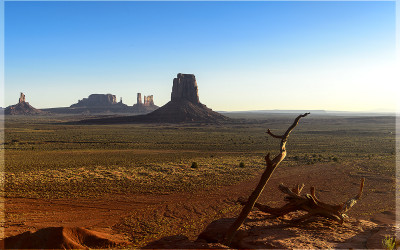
[
  {"xmin": 382, "ymin": 236, "xmax": 397, "ymax": 250},
  {"xmin": 1, "ymin": 114, "xmax": 396, "ymax": 247},
  {"xmin": 190, "ymin": 162, "xmax": 198, "ymax": 169},
  {"xmin": 2, "ymin": 114, "xmax": 395, "ymax": 199}
]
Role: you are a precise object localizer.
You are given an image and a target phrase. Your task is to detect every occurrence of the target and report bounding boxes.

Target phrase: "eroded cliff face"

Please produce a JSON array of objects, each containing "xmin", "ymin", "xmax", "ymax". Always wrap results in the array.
[
  {"xmin": 171, "ymin": 73, "xmax": 200, "ymax": 104},
  {"xmin": 136, "ymin": 93, "xmax": 155, "ymax": 107},
  {"xmin": 71, "ymin": 94, "xmax": 118, "ymax": 107}
]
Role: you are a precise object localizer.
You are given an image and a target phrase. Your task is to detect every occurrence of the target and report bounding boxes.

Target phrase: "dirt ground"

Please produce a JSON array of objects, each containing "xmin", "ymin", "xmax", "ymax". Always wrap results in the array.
[{"xmin": 2, "ymin": 162, "xmax": 397, "ymax": 248}]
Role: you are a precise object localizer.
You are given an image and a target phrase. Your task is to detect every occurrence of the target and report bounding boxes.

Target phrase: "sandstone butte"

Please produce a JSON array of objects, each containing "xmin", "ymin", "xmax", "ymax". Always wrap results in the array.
[
  {"xmin": 77, "ymin": 73, "xmax": 230, "ymax": 124},
  {"xmin": 4, "ymin": 92, "xmax": 45, "ymax": 115}
]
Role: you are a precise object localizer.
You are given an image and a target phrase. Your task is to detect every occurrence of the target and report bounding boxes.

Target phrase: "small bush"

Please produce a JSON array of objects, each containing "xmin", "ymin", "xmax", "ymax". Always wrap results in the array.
[
  {"xmin": 332, "ymin": 157, "xmax": 339, "ymax": 162},
  {"xmin": 239, "ymin": 162, "xmax": 245, "ymax": 168},
  {"xmin": 382, "ymin": 236, "xmax": 397, "ymax": 250},
  {"xmin": 190, "ymin": 162, "xmax": 198, "ymax": 168}
]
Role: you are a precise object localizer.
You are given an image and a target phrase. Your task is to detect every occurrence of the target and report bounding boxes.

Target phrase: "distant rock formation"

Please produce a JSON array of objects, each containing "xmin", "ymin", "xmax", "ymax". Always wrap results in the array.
[
  {"xmin": 131, "ymin": 93, "xmax": 158, "ymax": 113},
  {"xmin": 135, "ymin": 93, "xmax": 155, "ymax": 107},
  {"xmin": 171, "ymin": 73, "xmax": 199, "ymax": 103},
  {"xmin": 71, "ymin": 94, "xmax": 120, "ymax": 107},
  {"xmin": 77, "ymin": 73, "xmax": 229, "ymax": 124},
  {"xmin": 19, "ymin": 92, "xmax": 26, "ymax": 103},
  {"xmin": 5, "ymin": 93, "xmax": 45, "ymax": 115},
  {"xmin": 142, "ymin": 73, "xmax": 228, "ymax": 122},
  {"xmin": 143, "ymin": 95, "xmax": 154, "ymax": 106},
  {"xmin": 44, "ymin": 93, "xmax": 158, "ymax": 115}
]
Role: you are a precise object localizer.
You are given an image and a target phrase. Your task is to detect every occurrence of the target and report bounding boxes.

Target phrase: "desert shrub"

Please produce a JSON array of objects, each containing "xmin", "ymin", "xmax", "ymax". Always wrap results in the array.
[
  {"xmin": 332, "ymin": 157, "xmax": 339, "ymax": 162},
  {"xmin": 190, "ymin": 162, "xmax": 198, "ymax": 169},
  {"xmin": 239, "ymin": 162, "xmax": 245, "ymax": 168},
  {"xmin": 382, "ymin": 236, "xmax": 397, "ymax": 250}
]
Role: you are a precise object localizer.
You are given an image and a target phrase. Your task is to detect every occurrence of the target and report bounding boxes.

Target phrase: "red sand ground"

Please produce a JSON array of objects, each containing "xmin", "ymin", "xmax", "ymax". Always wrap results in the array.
[{"xmin": 1, "ymin": 163, "xmax": 397, "ymax": 248}]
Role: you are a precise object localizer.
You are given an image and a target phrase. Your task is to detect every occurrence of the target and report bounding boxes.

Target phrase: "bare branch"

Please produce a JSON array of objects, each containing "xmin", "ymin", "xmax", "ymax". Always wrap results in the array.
[
  {"xmin": 224, "ymin": 112, "xmax": 364, "ymax": 245},
  {"xmin": 266, "ymin": 129, "xmax": 283, "ymax": 139},
  {"xmin": 310, "ymin": 186, "xmax": 323, "ymax": 205},
  {"xmin": 291, "ymin": 184, "xmax": 305, "ymax": 195},
  {"xmin": 279, "ymin": 112, "xmax": 310, "ymax": 153},
  {"xmin": 340, "ymin": 178, "xmax": 365, "ymax": 213},
  {"xmin": 282, "ymin": 112, "xmax": 310, "ymax": 140},
  {"xmin": 239, "ymin": 180, "xmax": 365, "ymax": 225},
  {"xmin": 223, "ymin": 113, "xmax": 309, "ymax": 245},
  {"xmin": 265, "ymin": 153, "xmax": 272, "ymax": 166},
  {"xmin": 278, "ymin": 183, "xmax": 300, "ymax": 198}
]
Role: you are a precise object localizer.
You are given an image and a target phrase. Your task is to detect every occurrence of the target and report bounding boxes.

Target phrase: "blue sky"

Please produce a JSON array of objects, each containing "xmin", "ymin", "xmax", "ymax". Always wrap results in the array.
[{"xmin": 4, "ymin": 1, "xmax": 397, "ymax": 111}]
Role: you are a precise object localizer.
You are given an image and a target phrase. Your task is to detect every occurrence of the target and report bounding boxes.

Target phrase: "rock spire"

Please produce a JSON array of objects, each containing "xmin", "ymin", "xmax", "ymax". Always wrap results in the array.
[{"xmin": 19, "ymin": 92, "xmax": 26, "ymax": 103}]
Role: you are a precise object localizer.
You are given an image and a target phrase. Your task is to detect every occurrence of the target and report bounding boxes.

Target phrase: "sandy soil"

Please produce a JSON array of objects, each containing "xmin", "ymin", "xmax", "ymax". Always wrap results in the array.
[{"xmin": 2, "ymin": 162, "xmax": 397, "ymax": 248}]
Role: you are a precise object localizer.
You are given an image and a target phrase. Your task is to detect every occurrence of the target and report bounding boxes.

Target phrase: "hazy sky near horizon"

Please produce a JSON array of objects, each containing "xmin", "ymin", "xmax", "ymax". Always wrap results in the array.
[{"xmin": 4, "ymin": 1, "xmax": 397, "ymax": 112}]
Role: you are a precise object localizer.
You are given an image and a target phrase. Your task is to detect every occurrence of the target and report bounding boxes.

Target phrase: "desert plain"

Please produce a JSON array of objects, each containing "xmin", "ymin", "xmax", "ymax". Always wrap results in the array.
[{"xmin": 0, "ymin": 113, "xmax": 397, "ymax": 248}]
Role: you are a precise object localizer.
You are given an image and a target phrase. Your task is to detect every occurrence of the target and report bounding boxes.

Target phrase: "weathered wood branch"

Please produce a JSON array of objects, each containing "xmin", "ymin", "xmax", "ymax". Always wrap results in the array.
[
  {"xmin": 266, "ymin": 129, "xmax": 283, "ymax": 139},
  {"xmin": 239, "ymin": 178, "xmax": 365, "ymax": 224},
  {"xmin": 223, "ymin": 113, "xmax": 309, "ymax": 245},
  {"xmin": 340, "ymin": 178, "xmax": 365, "ymax": 214}
]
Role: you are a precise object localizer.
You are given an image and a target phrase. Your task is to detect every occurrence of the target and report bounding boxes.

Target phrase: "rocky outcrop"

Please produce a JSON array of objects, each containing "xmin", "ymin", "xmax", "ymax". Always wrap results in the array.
[
  {"xmin": 135, "ymin": 93, "xmax": 155, "ymax": 107},
  {"xmin": 139, "ymin": 73, "xmax": 228, "ymax": 122},
  {"xmin": 2, "ymin": 227, "xmax": 128, "ymax": 248},
  {"xmin": 19, "ymin": 92, "xmax": 25, "ymax": 103},
  {"xmin": 131, "ymin": 93, "xmax": 158, "ymax": 113},
  {"xmin": 77, "ymin": 73, "xmax": 229, "ymax": 124},
  {"xmin": 143, "ymin": 210, "xmax": 394, "ymax": 249},
  {"xmin": 142, "ymin": 99, "xmax": 228, "ymax": 123},
  {"xmin": 171, "ymin": 73, "xmax": 200, "ymax": 103},
  {"xmin": 143, "ymin": 95, "xmax": 154, "ymax": 106},
  {"xmin": 71, "ymin": 94, "xmax": 120, "ymax": 107},
  {"xmin": 45, "ymin": 93, "xmax": 157, "ymax": 115},
  {"xmin": 5, "ymin": 93, "xmax": 44, "ymax": 115}
]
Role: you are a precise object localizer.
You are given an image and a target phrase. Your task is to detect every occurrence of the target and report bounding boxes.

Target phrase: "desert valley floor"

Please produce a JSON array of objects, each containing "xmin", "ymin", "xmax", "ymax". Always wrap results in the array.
[{"xmin": 0, "ymin": 113, "xmax": 397, "ymax": 248}]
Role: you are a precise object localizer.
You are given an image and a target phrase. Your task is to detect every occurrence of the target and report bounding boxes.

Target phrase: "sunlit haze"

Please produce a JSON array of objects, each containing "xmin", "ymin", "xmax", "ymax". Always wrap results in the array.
[{"xmin": 4, "ymin": 1, "xmax": 396, "ymax": 112}]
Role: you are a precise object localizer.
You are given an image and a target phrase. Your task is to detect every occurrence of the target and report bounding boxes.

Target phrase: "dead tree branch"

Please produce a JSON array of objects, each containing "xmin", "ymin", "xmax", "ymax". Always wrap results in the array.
[
  {"xmin": 238, "ymin": 178, "xmax": 365, "ymax": 224},
  {"xmin": 223, "ymin": 113, "xmax": 309, "ymax": 245}
]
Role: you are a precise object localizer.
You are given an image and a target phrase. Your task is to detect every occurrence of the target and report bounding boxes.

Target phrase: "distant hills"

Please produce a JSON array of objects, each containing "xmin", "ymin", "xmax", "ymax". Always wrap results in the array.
[
  {"xmin": 220, "ymin": 110, "xmax": 327, "ymax": 114},
  {"xmin": 220, "ymin": 110, "xmax": 395, "ymax": 117}
]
